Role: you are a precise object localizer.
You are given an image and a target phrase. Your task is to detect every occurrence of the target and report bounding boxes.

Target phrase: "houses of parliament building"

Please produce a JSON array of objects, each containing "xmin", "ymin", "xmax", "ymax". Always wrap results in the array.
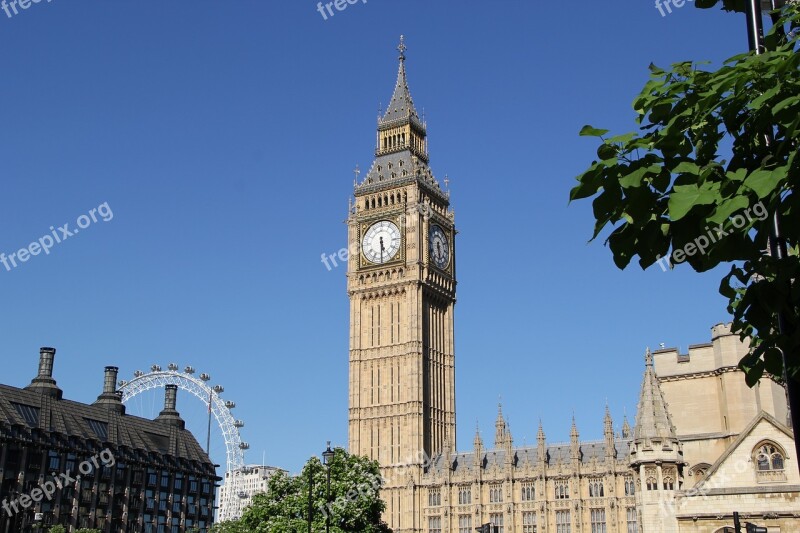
[{"xmin": 345, "ymin": 38, "xmax": 799, "ymax": 533}]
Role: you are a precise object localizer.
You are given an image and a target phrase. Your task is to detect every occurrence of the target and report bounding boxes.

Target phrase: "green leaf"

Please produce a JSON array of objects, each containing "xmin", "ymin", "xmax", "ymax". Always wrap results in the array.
[
  {"xmin": 743, "ymin": 168, "xmax": 780, "ymax": 199},
  {"xmin": 708, "ymin": 195, "xmax": 750, "ymax": 224},
  {"xmin": 673, "ymin": 161, "xmax": 701, "ymax": 175},
  {"xmin": 772, "ymin": 95, "xmax": 799, "ymax": 115},
  {"xmin": 580, "ymin": 125, "xmax": 609, "ymax": 137},
  {"xmin": 668, "ymin": 183, "xmax": 719, "ymax": 220}
]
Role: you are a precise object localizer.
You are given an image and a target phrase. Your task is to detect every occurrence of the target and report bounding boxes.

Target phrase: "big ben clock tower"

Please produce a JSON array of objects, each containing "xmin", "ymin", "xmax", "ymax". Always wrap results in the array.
[{"xmin": 347, "ymin": 37, "xmax": 457, "ymax": 532}]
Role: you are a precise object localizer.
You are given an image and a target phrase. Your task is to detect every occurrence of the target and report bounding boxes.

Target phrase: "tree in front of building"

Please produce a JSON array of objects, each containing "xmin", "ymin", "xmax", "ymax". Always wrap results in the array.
[
  {"xmin": 213, "ymin": 448, "xmax": 392, "ymax": 533},
  {"xmin": 570, "ymin": 1, "xmax": 800, "ymax": 387}
]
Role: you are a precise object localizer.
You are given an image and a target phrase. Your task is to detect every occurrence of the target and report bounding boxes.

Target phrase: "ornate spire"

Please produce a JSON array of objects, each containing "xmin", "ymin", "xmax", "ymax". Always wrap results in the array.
[
  {"xmin": 633, "ymin": 348, "xmax": 678, "ymax": 442},
  {"xmin": 604, "ymin": 404, "xmax": 616, "ymax": 460},
  {"xmin": 495, "ymin": 403, "xmax": 507, "ymax": 448},
  {"xmin": 604, "ymin": 404, "xmax": 613, "ymax": 436},
  {"xmin": 622, "ymin": 415, "xmax": 631, "ymax": 439},
  {"xmin": 537, "ymin": 420, "xmax": 546, "ymax": 463},
  {"xmin": 381, "ymin": 35, "xmax": 421, "ymax": 126},
  {"xmin": 474, "ymin": 421, "xmax": 482, "ymax": 445},
  {"xmin": 570, "ymin": 416, "xmax": 581, "ymax": 463},
  {"xmin": 473, "ymin": 421, "xmax": 484, "ymax": 462}
]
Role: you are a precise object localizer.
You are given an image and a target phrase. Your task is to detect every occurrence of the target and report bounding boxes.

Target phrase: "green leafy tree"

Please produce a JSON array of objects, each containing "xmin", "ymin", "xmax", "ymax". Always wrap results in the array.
[
  {"xmin": 47, "ymin": 527, "xmax": 66, "ymax": 533},
  {"xmin": 213, "ymin": 448, "xmax": 391, "ymax": 533},
  {"xmin": 570, "ymin": 2, "xmax": 799, "ymax": 385}
]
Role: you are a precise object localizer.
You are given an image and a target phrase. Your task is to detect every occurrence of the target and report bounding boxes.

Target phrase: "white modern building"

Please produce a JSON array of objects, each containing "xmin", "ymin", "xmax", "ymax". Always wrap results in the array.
[{"xmin": 217, "ymin": 464, "xmax": 285, "ymax": 522}]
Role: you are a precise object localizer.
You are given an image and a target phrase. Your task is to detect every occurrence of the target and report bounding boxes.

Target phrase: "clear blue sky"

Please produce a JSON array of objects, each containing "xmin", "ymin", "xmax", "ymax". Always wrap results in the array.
[{"xmin": 1, "ymin": 1, "xmax": 752, "ymax": 474}]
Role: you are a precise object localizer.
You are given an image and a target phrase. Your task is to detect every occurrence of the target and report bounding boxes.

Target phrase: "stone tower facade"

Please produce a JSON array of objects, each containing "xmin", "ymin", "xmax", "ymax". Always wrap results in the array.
[
  {"xmin": 346, "ymin": 41, "xmax": 798, "ymax": 533},
  {"xmin": 347, "ymin": 37, "xmax": 457, "ymax": 532}
]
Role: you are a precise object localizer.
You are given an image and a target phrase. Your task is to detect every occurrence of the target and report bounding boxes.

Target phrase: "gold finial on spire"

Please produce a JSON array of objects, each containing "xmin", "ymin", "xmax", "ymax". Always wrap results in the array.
[{"xmin": 398, "ymin": 35, "xmax": 406, "ymax": 61}]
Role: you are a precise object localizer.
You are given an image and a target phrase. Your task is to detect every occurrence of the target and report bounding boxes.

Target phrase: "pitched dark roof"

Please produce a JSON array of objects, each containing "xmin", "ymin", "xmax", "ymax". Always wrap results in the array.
[
  {"xmin": 426, "ymin": 440, "xmax": 632, "ymax": 475},
  {"xmin": 0, "ymin": 383, "xmax": 213, "ymax": 469}
]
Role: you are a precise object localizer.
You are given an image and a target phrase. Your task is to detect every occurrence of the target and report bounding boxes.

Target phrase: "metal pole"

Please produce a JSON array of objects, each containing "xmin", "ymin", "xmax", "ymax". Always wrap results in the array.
[
  {"xmin": 326, "ymin": 464, "xmax": 331, "ymax": 533},
  {"xmin": 206, "ymin": 389, "xmax": 212, "ymax": 455},
  {"xmin": 744, "ymin": 0, "xmax": 800, "ymax": 471}
]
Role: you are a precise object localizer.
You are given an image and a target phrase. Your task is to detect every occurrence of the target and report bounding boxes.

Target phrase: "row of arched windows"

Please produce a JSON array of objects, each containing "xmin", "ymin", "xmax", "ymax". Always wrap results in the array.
[
  {"xmin": 588, "ymin": 479, "xmax": 604, "ymax": 498},
  {"xmin": 645, "ymin": 476, "xmax": 674, "ymax": 490},
  {"xmin": 520, "ymin": 482, "xmax": 534, "ymax": 501},
  {"xmin": 624, "ymin": 477, "xmax": 635, "ymax": 496},
  {"xmin": 364, "ymin": 190, "xmax": 407, "ymax": 211},
  {"xmin": 555, "ymin": 480, "xmax": 569, "ymax": 499},
  {"xmin": 382, "ymin": 132, "xmax": 406, "ymax": 151}
]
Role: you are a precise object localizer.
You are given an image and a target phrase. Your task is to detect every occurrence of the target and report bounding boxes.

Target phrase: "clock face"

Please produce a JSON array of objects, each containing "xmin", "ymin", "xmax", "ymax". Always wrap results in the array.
[
  {"xmin": 362, "ymin": 220, "xmax": 402, "ymax": 264},
  {"xmin": 429, "ymin": 225, "xmax": 450, "ymax": 269}
]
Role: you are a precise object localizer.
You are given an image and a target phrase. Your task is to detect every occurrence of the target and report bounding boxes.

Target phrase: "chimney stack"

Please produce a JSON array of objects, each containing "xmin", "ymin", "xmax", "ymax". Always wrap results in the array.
[
  {"xmin": 94, "ymin": 366, "xmax": 125, "ymax": 413},
  {"xmin": 156, "ymin": 384, "xmax": 185, "ymax": 429},
  {"xmin": 25, "ymin": 347, "xmax": 62, "ymax": 399}
]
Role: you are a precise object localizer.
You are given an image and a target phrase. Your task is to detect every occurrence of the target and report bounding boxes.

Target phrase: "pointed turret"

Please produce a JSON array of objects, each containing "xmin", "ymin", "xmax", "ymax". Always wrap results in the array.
[
  {"xmin": 604, "ymin": 405, "xmax": 616, "ymax": 460},
  {"xmin": 473, "ymin": 422, "xmax": 484, "ymax": 470},
  {"xmin": 502, "ymin": 419, "xmax": 514, "ymax": 467},
  {"xmin": 634, "ymin": 348, "xmax": 678, "ymax": 442},
  {"xmin": 537, "ymin": 420, "xmax": 547, "ymax": 464},
  {"xmin": 380, "ymin": 35, "xmax": 422, "ymax": 127},
  {"xmin": 570, "ymin": 417, "xmax": 581, "ymax": 463},
  {"xmin": 495, "ymin": 403, "xmax": 507, "ymax": 448},
  {"xmin": 629, "ymin": 348, "xmax": 684, "ymax": 532},
  {"xmin": 622, "ymin": 415, "xmax": 631, "ymax": 439}
]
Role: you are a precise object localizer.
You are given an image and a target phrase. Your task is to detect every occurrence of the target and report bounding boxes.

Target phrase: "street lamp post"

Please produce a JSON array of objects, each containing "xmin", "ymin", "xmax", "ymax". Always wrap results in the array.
[
  {"xmin": 322, "ymin": 442, "xmax": 335, "ymax": 533},
  {"xmin": 741, "ymin": 0, "xmax": 800, "ymax": 470}
]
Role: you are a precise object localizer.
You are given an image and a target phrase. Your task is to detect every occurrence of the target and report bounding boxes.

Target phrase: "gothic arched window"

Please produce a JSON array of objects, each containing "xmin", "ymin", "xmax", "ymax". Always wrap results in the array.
[
  {"xmin": 646, "ymin": 477, "xmax": 657, "ymax": 491},
  {"xmin": 755, "ymin": 443, "xmax": 785, "ymax": 471},
  {"xmin": 624, "ymin": 477, "xmax": 635, "ymax": 496}
]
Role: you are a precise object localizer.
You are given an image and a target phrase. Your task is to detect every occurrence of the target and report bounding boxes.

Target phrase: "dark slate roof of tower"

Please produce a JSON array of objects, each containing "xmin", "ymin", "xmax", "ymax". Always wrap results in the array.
[
  {"xmin": 0, "ymin": 382, "xmax": 214, "ymax": 470},
  {"xmin": 633, "ymin": 348, "xmax": 677, "ymax": 442},
  {"xmin": 355, "ymin": 146, "xmax": 447, "ymax": 201},
  {"xmin": 380, "ymin": 35, "xmax": 421, "ymax": 128}
]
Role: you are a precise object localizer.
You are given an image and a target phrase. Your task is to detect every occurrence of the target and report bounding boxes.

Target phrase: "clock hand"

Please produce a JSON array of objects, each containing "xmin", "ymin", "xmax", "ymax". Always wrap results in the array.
[{"xmin": 379, "ymin": 236, "xmax": 385, "ymax": 263}]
